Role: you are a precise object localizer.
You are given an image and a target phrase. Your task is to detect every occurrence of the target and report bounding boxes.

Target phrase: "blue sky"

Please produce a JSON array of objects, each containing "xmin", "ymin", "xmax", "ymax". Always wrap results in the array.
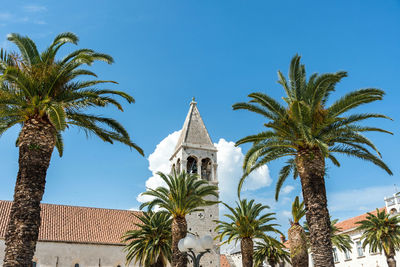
[{"xmin": 0, "ymin": 0, "xmax": 399, "ymax": 232}]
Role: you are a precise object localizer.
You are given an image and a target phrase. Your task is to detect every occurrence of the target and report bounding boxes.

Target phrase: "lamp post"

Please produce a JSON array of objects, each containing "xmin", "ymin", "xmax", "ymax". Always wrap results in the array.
[{"xmin": 178, "ymin": 234, "xmax": 214, "ymax": 267}]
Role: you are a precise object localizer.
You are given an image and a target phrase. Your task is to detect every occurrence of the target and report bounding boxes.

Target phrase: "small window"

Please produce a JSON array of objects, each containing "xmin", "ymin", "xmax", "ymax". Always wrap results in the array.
[
  {"xmin": 356, "ymin": 241, "xmax": 364, "ymax": 257},
  {"xmin": 344, "ymin": 249, "xmax": 351, "ymax": 260},
  {"xmin": 333, "ymin": 248, "xmax": 339, "ymax": 262}
]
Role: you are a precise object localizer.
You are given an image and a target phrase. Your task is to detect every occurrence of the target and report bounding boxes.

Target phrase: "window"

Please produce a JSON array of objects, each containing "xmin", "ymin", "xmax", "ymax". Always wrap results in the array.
[
  {"xmin": 344, "ymin": 249, "xmax": 351, "ymax": 260},
  {"xmin": 356, "ymin": 241, "xmax": 364, "ymax": 257},
  {"xmin": 333, "ymin": 248, "xmax": 339, "ymax": 262}
]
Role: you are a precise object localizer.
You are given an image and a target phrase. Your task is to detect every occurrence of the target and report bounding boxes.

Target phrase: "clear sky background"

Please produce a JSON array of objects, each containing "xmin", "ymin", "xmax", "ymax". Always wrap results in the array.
[{"xmin": 0, "ymin": 0, "xmax": 399, "ymax": 234}]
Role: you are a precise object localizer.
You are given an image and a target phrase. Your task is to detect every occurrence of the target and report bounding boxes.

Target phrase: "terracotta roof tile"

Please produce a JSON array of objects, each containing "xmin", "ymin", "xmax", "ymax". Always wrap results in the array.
[
  {"xmin": 0, "ymin": 200, "xmax": 142, "ymax": 245},
  {"xmin": 220, "ymin": 254, "xmax": 230, "ymax": 267},
  {"xmin": 335, "ymin": 207, "xmax": 386, "ymax": 232}
]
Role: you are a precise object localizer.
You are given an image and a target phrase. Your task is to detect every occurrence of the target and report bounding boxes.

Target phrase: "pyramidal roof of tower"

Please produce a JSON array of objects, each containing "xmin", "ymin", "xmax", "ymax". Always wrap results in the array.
[{"xmin": 172, "ymin": 99, "xmax": 216, "ymax": 157}]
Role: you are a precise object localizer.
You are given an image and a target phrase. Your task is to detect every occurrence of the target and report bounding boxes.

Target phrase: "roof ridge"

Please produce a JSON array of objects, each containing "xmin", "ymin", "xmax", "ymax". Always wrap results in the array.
[{"xmin": 0, "ymin": 200, "xmax": 142, "ymax": 213}]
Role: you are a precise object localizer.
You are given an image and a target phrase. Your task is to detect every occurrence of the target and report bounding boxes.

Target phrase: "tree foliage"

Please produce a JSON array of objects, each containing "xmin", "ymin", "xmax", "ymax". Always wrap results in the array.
[
  {"xmin": 356, "ymin": 209, "xmax": 400, "ymax": 256},
  {"xmin": 123, "ymin": 211, "xmax": 172, "ymax": 267},
  {"xmin": 233, "ymin": 54, "xmax": 392, "ymax": 199},
  {"xmin": 0, "ymin": 32, "xmax": 143, "ymax": 156}
]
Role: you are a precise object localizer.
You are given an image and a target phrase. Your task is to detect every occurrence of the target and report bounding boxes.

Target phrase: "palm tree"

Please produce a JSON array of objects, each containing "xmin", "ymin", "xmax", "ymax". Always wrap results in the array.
[
  {"xmin": 140, "ymin": 171, "xmax": 218, "ymax": 267},
  {"xmin": 215, "ymin": 199, "xmax": 280, "ymax": 267},
  {"xmin": 254, "ymin": 237, "xmax": 290, "ymax": 267},
  {"xmin": 288, "ymin": 197, "xmax": 308, "ymax": 267},
  {"xmin": 0, "ymin": 33, "xmax": 143, "ymax": 266},
  {"xmin": 123, "ymin": 211, "xmax": 172, "ymax": 267},
  {"xmin": 330, "ymin": 219, "xmax": 353, "ymax": 253},
  {"xmin": 233, "ymin": 55, "xmax": 392, "ymax": 266},
  {"xmin": 356, "ymin": 209, "xmax": 400, "ymax": 267},
  {"xmin": 304, "ymin": 218, "xmax": 353, "ymax": 254}
]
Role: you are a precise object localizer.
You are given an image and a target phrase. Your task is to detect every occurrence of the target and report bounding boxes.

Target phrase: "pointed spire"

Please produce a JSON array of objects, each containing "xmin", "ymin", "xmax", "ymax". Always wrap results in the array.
[{"xmin": 172, "ymin": 99, "xmax": 216, "ymax": 157}]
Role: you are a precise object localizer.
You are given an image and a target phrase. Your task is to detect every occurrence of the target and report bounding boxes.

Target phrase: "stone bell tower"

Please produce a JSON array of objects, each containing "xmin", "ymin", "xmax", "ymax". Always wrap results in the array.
[{"xmin": 170, "ymin": 98, "xmax": 220, "ymax": 267}]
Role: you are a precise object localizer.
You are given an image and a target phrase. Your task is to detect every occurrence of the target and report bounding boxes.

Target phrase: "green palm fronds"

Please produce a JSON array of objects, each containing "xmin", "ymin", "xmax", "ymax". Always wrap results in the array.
[
  {"xmin": 139, "ymin": 171, "xmax": 219, "ymax": 217},
  {"xmin": 233, "ymin": 54, "xmax": 392, "ymax": 199},
  {"xmin": 215, "ymin": 199, "xmax": 280, "ymax": 245},
  {"xmin": 356, "ymin": 209, "xmax": 400, "ymax": 256},
  {"xmin": 0, "ymin": 32, "xmax": 143, "ymax": 156},
  {"xmin": 123, "ymin": 211, "xmax": 172, "ymax": 267},
  {"xmin": 254, "ymin": 237, "xmax": 290, "ymax": 267}
]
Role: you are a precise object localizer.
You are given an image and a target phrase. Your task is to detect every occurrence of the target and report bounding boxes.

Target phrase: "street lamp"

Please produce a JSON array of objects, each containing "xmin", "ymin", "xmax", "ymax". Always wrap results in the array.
[{"xmin": 178, "ymin": 234, "xmax": 214, "ymax": 267}]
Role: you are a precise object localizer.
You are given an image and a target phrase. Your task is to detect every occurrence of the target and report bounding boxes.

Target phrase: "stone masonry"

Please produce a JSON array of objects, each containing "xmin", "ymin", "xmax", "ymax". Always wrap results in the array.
[{"xmin": 170, "ymin": 99, "xmax": 220, "ymax": 267}]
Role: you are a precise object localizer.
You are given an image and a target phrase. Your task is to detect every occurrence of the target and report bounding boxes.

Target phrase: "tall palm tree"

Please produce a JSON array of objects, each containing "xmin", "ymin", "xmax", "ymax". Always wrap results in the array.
[
  {"xmin": 356, "ymin": 209, "xmax": 400, "ymax": 267},
  {"xmin": 254, "ymin": 237, "xmax": 290, "ymax": 267},
  {"xmin": 0, "ymin": 33, "xmax": 143, "ymax": 266},
  {"xmin": 233, "ymin": 55, "xmax": 392, "ymax": 266},
  {"xmin": 215, "ymin": 199, "xmax": 280, "ymax": 267},
  {"xmin": 123, "ymin": 211, "xmax": 172, "ymax": 267},
  {"xmin": 140, "ymin": 171, "xmax": 218, "ymax": 267},
  {"xmin": 304, "ymin": 218, "xmax": 353, "ymax": 254},
  {"xmin": 288, "ymin": 196, "xmax": 308, "ymax": 267}
]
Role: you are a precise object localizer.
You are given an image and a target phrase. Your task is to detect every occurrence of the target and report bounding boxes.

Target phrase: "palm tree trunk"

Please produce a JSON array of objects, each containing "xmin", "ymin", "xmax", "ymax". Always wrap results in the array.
[
  {"xmin": 172, "ymin": 216, "xmax": 187, "ymax": 267},
  {"xmin": 288, "ymin": 223, "xmax": 308, "ymax": 267},
  {"xmin": 267, "ymin": 258, "xmax": 276, "ymax": 267},
  {"xmin": 241, "ymin": 237, "xmax": 254, "ymax": 267},
  {"xmin": 3, "ymin": 118, "xmax": 55, "ymax": 267},
  {"xmin": 385, "ymin": 248, "xmax": 396, "ymax": 267},
  {"xmin": 296, "ymin": 148, "xmax": 334, "ymax": 267},
  {"xmin": 152, "ymin": 255, "xmax": 166, "ymax": 267}
]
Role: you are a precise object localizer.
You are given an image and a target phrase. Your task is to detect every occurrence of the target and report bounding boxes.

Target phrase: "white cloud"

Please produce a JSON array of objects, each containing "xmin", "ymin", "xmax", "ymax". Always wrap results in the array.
[
  {"xmin": 281, "ymin": 185, "xmax": 294, "ymax": 195},
  {"xmin": 216, "ymin": 138, "xmax": 271, "ymax": 203},
  {"xmin": 23, "ymin": 5, "xmax": 47, "ymax": 12},
  {"xmin": 136, "ymin": 132, "xmax": 272, "ymax": 210}
]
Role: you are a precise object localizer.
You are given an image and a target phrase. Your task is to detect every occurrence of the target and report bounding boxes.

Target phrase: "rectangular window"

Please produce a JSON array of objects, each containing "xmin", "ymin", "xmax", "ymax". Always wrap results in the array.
[
  {"xmin": 333, "ymin": 247, "xmax": 339, "ymax": 262},
  {"xmin": 356, "ymin": 241, "xmax": 364, "ymax": 257},
  {"xmin": 344, "ymin": 249, "xmax": 351, "ymax": 260}
]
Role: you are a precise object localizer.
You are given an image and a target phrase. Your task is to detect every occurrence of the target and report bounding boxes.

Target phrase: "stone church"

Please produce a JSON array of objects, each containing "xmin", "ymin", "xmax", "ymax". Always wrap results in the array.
[{"xmin": 0, "ymin": 100, "xmax": 222, "ymax": 267}]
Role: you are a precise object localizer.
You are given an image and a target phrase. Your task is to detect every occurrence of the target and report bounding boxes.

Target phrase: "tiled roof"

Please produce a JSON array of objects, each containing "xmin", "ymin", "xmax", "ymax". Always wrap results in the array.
[
  {"xmin": 220, "ymin": 254, "xmax": 230, "ymax": 267},
  {"xmin": 283, "ymin": 207, "xmax": 387, "ymax": 251},
  {"xmin": 335, "ymin": 207, "xmax": 386, "ymax": 232},
  {"xmin": 0, "ymin": 200, "xmax": 142, "ymax": 245}
]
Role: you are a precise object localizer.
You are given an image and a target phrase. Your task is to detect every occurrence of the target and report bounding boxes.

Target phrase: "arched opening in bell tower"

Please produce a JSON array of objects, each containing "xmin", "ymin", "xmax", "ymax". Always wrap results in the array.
[
  {"xmin": 187, "ymin": 156, "xmax": 198, "ymax": 174},
  {"xmin": 201, "ymin": 158, "xmax": 212, "ymax": 181}
]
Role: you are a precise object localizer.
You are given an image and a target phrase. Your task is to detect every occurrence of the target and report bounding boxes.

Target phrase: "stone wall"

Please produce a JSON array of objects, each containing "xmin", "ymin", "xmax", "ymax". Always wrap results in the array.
[{"xmin": 0, "ymin": 240, "xmax": 138, "ymax": 267}]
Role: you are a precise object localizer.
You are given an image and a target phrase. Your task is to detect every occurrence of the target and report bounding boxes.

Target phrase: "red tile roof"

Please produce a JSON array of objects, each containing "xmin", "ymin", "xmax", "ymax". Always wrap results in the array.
[
  {"xmin": 283, "ymin": 207, "xmax": 387, "ymax": 250},
  {"xmin": 335, "ymin": 207, "xmax": 386, "ymax": 232},
  {"xmin": 0, "ymin": 200, "xmax": 142, "ymax": 245},
  {"xmin": 220, "ymin": 254, "xmax": 230, "ymax": 267}
]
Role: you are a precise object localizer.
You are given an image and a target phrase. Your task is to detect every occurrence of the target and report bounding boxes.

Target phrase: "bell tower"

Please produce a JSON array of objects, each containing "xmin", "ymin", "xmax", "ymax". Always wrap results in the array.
[{"xmin": 170, "ymin": 98, "xmax": 220, "ymax": 267}]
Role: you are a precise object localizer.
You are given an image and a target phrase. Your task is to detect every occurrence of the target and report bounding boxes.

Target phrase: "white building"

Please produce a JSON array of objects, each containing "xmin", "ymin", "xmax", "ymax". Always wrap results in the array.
[
  {"xmin": 330, "ymin": 193, "xmax": 400, "ymax": 267},
  {"xmin": 221, "ymin": 193, "xmax": 400, "ymax": 267}
]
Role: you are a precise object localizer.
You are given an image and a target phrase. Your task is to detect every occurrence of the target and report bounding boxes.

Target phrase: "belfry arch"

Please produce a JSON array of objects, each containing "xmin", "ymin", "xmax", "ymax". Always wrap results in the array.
[
  {"xmin": 186, "ymin": 156, "xmax": 198, "ymax": 174},
  {"xmin": 201, "ymin": 158, "xmax": 212, "ymax": 181}
]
